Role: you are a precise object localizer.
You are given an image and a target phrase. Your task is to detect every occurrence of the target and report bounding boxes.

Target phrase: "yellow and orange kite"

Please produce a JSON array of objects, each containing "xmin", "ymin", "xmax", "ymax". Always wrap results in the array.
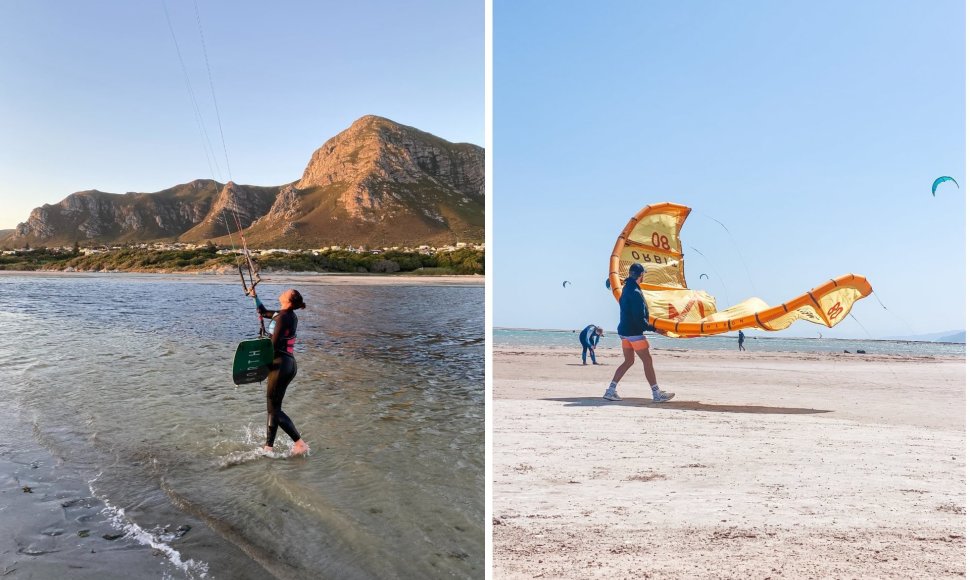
[{"xmin": 607, "ymin": 202, "xmax": 872, "ymax": 338}]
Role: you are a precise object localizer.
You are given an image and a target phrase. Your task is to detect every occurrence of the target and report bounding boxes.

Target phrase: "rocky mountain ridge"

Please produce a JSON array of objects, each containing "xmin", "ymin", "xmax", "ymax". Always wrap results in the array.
[{"xmin": 3, "ymin": 116, "xmax": 484, "ymax": 248}]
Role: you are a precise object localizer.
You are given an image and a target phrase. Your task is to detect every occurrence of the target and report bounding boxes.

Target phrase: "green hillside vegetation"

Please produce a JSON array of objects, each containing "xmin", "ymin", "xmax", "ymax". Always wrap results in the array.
[{"xmin": 0, "ymin": 246, "xmax": 484, "ymax": 275}]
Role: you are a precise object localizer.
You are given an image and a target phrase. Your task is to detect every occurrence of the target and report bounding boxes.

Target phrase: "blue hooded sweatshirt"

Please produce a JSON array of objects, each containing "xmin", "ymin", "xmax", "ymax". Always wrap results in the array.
[{"xmin": 616, "ymin": 276, "xmax": 655, "ymax": 336}]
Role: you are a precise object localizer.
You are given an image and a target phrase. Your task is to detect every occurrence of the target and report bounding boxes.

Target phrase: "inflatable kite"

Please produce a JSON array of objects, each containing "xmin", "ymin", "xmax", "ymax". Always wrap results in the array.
[
  {"xmin": 607, "ymin": 202, "xmax": 872, "ymax": 338},
  {"xmin": 932, "ymin": 176, "xmax": 959, "ymax": 196}
]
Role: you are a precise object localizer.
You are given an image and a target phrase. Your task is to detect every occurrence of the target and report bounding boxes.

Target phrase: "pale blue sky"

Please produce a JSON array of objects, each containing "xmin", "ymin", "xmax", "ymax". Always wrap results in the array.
[
  {"xmin": 0, "ymin": 0, "xmax": 484, "ymax": 229},
  {"xmin": 494, "ymin": 0, "xmax": 965, "ymax": 338}
]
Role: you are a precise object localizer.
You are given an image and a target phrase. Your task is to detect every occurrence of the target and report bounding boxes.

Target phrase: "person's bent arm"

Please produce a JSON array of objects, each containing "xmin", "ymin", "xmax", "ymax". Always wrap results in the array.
[{"xmin": 254, "ymin": 296, "xmax": 278, "ymax": 319}]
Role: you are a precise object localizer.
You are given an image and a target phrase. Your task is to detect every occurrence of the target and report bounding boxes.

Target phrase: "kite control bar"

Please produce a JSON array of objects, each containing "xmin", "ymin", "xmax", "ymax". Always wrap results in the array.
[
  {"xmin": 238, "ymin": 262, "xmax": 262, "ymax": 297},
  {"xmin": 238, "ymin": 258, "xmax": 267, "ymax": 337},
  {"xmin": 238, "ymin": 247, "xmax": 262, "ymax": 297}
]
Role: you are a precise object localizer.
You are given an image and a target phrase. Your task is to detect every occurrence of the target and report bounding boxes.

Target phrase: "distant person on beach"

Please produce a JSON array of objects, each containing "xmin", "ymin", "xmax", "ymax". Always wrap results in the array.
[
  {"xmin": 579, "ymin": 324, "xmax": 603, "ymax": 365},
  {"xmin": 738, "ymin": 330, "xmax": 746, "ymax": 351},
  {"xmin": 603, "ymin": 263, "xmax": 674, "ymax": 403},
  {"xmin": 249, "ymin": 288, "xmax": 310, "ymax": 456}
]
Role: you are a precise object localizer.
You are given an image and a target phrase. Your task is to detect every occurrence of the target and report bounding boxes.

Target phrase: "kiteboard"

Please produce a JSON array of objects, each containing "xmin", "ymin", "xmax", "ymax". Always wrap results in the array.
[{"xmin": 232, "ymin": 338, "xmax": 274, "ymax": 385}]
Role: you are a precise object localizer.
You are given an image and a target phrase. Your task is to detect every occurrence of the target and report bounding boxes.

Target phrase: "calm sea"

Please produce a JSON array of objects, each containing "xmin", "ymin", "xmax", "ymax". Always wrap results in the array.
[
  {"xmin": 495, "ymin": 328, "xmax": 966, "ymax": 358},
  {"xmin": 0, "ymin": 273, "xmax": 484, "ymax": 579}
]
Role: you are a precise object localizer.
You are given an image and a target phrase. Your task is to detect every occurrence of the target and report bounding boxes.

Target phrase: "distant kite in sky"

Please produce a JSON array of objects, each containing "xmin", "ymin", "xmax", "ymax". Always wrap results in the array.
[
  {"xmin": 699, "ymin": 273, "xmax": 709, "ymax": 280},
  {"xmin": 562, "ymin": 280, "xmax": 571, "ymax": 288},
  {"xmin": 932, "ymin": 176, "xmax": 959, "ymax": 196}
]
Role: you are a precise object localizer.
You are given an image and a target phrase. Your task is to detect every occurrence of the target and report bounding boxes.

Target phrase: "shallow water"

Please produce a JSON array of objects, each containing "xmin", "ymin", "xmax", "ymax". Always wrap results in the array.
[
  {"xmin": 0, "ymin": 274, "xmax": 484, "ymax": 578},
  {"xmin": 495, "ymin": 327, "xmax": 966, "ymax": 357}
]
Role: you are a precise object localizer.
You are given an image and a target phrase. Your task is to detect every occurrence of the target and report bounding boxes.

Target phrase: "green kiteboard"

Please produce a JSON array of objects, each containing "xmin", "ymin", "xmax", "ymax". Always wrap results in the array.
[{"xmin": 232, "ymin": 338, "xmax": 274, "ymax": 385}]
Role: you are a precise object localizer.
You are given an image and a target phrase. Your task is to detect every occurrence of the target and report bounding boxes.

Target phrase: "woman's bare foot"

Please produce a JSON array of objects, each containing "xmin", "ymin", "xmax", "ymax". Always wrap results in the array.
[
  {"xmin": 290, "ymin": 439, "xmax": 309, "ymax": 456},
  {"xmin": 262, "ymin": 445, "xmax": 274, "ymax": 453}
]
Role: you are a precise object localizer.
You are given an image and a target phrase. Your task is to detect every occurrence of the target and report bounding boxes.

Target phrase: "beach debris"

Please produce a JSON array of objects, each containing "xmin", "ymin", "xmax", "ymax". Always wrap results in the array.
[
  {"xmin": 856, "ymin": 349, "xmax": 866, "ymax": 354},
  {"xmin": 175, "ymin": 524, "xmax": 192, "ymax": 538},
  {"xmin": 102, "ymin": 533, "xmax": 125, "ymax": 541},
  {"xmin": 607, "ymin": 202, "xmax": 872, "ymax": 337},
  {"xmin": 77, "ymin": 530, "xmax": 90, "ymax": 538},
  {"xmin": 21, "ymin": 486, "xmax": 32, "ymax": 493},
  {"xmin": 625, "ymin": 471, "xmax": 668, "ymax": 482},
  {"xmin": 844, "ymin": 350, "xmax": 851, "ymax": 353},
  {"xmin": 932, "ymin": 176, "xmax": 959, "ymax": 196}
]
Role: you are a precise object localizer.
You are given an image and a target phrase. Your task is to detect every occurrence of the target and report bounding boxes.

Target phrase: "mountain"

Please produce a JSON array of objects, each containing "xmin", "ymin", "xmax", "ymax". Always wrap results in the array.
[
  {"xmin": 1, "ymin": 116, "xmax": 484, "ymax": 248},
  {"xmin": 885, "ymin": 330, "xmax": 966, "ymax": 344},
  {"xmin": 936, "ymin": 331, "xmax": 965, "ymax": 344}
]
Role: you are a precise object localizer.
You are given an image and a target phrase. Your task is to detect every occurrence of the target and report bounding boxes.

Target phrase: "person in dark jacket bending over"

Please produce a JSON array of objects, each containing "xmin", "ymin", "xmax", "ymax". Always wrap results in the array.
[
  {"xmin": 251, "ymin": 288, "xmax": 310, "ymax": 456},
  {"xmin": 603, "ymin": 263, "xmax": 674, "ymax": 403},
  {"xmin": 579, "ymin": 324, "xmax": 603, "ymax": 365}
]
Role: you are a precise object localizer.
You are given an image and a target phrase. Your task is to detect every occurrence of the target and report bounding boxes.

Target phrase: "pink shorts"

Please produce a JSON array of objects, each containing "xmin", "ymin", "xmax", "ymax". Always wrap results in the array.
[{"xmin": 619, "ymin": 335, "xmax": 650, "ymax": 351}]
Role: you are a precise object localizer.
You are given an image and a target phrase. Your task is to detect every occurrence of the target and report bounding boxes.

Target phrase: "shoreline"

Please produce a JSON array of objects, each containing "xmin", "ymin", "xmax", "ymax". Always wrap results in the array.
[
  {"xmin": 0, "ymin": 405, "xmax": 216, "ymax": 579},
  {"xmin": 496, "ymin": 328, "xmax": 968, "ymax": 348},
  {"xmin": 494, "ymin": 343, "xmax": 965, "ymax": 362},
  {"xmin": 0, "ymin": 269, "xmax": 484, "ymax": 286}
]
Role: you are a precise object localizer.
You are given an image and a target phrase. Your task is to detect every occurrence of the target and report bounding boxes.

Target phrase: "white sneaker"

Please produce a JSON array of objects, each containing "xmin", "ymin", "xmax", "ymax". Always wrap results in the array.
[
  {"xmin": 652, "ymin": 389, "xmax": 674, "ymax": 403},
  {"xmin": 603, "ymin": 387, "xmax": 622, "ymax": 401}
]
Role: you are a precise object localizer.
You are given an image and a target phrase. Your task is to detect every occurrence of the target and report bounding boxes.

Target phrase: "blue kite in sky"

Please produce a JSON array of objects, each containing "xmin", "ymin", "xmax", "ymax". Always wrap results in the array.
[{"xmin": 931, "ymin": 176, "xmax": 959, "ymax": 196}]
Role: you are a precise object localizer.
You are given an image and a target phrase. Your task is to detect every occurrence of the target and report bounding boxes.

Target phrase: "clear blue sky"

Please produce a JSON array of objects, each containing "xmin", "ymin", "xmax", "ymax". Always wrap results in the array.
[
  {"xmin": 0, "ymin": 0, "xmax": 484, "ymax": 229},
  {"xmin": 494, "ymin": 0, "xmax": 965, "ymax": 338}
]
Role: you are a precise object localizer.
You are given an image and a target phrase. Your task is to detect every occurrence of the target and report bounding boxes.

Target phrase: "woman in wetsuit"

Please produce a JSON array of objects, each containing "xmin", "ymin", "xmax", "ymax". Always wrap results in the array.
[{"xmin": 253, "ymin": 288, "xmax": 309, "ymax": 456}]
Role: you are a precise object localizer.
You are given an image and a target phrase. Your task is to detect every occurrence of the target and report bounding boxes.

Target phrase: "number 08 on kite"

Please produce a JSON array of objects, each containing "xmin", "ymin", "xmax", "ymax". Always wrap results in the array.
[{"xmin": 606, "ymin": 202, "xmax": 872, "ymax": 338}]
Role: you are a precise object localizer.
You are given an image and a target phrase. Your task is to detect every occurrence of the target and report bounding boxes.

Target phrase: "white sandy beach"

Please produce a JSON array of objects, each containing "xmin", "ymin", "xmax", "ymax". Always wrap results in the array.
[{"xmin": 493, "ymin": 345, "xmax": 965, "ymax": 579}]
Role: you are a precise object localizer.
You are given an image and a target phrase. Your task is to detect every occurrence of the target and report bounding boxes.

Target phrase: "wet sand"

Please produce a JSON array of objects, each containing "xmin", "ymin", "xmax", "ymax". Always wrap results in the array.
[
  {"xmin": 493, "ymin": 345, "xmax": 965, "ymax": 579},
  {"xmin": 0, "ymin": 414, "xmax": 234, "ymax": 579}
]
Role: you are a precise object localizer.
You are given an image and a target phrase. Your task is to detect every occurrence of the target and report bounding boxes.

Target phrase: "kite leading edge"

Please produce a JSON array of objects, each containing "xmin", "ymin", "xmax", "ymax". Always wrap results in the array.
[
  {"xmin": 607, "ymin": 202, "xmax": 873, "ymax": 338},
  {"xmin": 932, "ymin": 176, "xmax": 959, "ymax": 197}
]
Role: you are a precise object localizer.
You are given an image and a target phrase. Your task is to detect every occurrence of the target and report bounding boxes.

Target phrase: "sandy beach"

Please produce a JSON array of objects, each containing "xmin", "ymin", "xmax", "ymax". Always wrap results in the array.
[
  {"xmin": 493, "ymin": 345, "xmax": 965, "ymax": 579},
  {"xmin": 0, "ymin": 269, "xmax": 484, "ymax": 287}
]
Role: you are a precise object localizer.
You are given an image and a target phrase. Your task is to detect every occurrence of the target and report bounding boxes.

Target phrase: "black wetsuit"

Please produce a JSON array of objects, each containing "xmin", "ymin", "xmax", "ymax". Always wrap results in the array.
[{"xmin": 257, "ymin": 301, "xmax": 301, "ymax": 447}]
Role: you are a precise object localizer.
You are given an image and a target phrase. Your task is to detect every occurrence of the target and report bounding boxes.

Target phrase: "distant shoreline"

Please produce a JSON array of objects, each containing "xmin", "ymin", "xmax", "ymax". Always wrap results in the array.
[
  {"xmin": 493, "ymin": 326, "xmax": 966, "ymax": 346},
  {"xmin": 0, "ymin": 269, "xmax": 484, "ymax": 286}
]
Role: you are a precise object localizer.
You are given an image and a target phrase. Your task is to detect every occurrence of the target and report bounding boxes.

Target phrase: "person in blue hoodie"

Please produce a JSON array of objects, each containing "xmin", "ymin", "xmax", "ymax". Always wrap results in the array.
[
  {"xmin": 602, "ymin": 263, "xmax": 674, "ymax": 403},
  {"xmin": 579, "ymin": 324, "xmax": 603, "ymax": 365}
]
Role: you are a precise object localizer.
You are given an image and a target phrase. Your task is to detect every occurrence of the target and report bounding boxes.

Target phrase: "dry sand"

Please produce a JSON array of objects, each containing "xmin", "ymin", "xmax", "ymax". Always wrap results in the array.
[{"xmin": 493, "ymin": 345, "xmax": 965, "ymax": 579}]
